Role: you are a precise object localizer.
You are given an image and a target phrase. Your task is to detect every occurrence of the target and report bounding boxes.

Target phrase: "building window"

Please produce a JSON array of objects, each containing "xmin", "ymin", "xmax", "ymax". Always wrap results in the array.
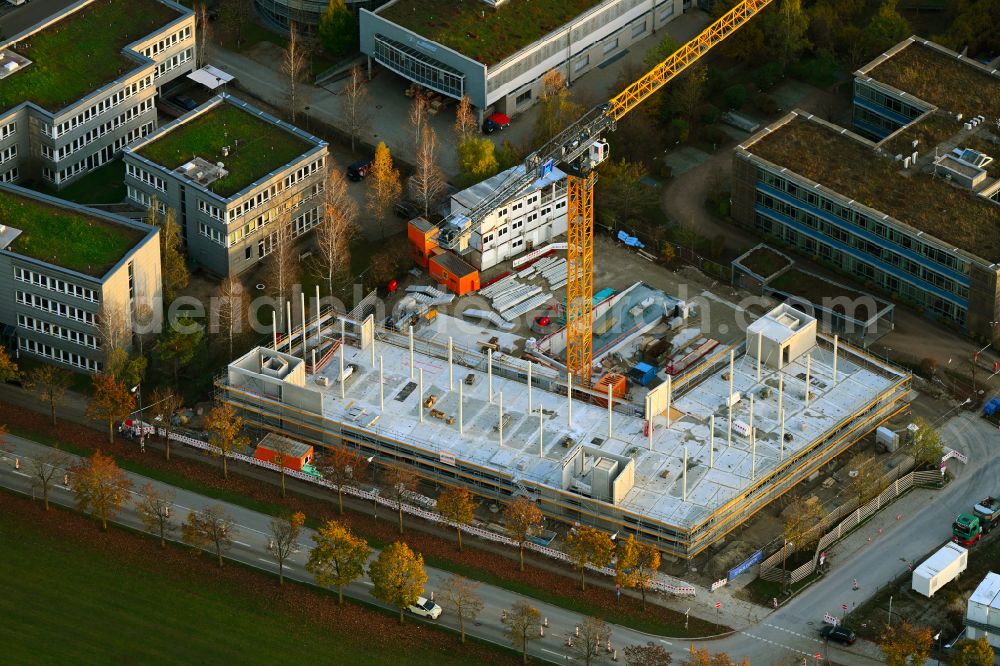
[
  {"xmin": 603, "ymin": 38, "xmax": 619, "ymax": 55},
  {"xmin": 574, "ymin": 54, "xmax": 590, "ymax": 72},
  {"xmin": 631, "ymin": 21, "xmax": 647, "ymax": 39},
  {"xmin": 516, "ymin": 90, "xmax": 531, "ymax": 105}
]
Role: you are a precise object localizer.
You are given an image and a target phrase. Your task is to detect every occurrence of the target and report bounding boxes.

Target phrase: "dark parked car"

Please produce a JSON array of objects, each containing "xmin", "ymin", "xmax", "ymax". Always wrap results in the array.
[
  {"xmin": 482, "ymin": 112, "xmax": 511, "ymax": 135},
  {"xmin": 394, "ymin": 201, "xmax": 421, "ymax": 219},
  {"xmin": 820, "ymin": 625, "xmax": 856, "ymax": 645},
  {"xmin": 347, "ymin": 159, "xmax": 373, "ymax": 181},
  {"xmin": 173, "ymin": 95, "xmax": 198, "ymax": 111}
]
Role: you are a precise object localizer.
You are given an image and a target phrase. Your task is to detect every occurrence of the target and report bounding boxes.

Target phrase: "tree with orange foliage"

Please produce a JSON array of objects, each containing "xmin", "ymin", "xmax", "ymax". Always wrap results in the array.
[
  {"xmin": 503, "ymin": 496, "xmax": 544, "ymax": 572},
  {"xmin": 268, "ymin": 511, "xmax": 306, "ymax": 585},
  {"xmin": 87, "ymin": 373, "xmax": 135, "ymax": 444},
  {"xmin": 320, "ymin": 446, "xmax": 369, "ymax": 515},
  {"xmin": 369, "ymin": 541, "xmax": 427, "ymax": 623},
  {"xmin": 386, "ymin": 464, "xmax": 418, "ymax": 534},
  {"xmin": 204, "ymin": 402, "xmax": 250, "ymax": 479},
  {"xmin": 565, "ymin": 525, "xmax": 614, "ymax": 591},
  {"xmin": 183, "ymin": 505, "xmax": 236, "ymax": 567},
  {"xmin": 879, "ymin": 621, "xmax": 933, "ymax": 666},
  {"xmin": 70, "ymin": 450, "xmax": 133, "ymax": 530},
  {"xmin": 306, "ymin": 519, "xmax": 371, "ymax": 603},
  {"xmin": 366, "ymin": 141, "xmax": 402, "ymax": 239},
  {"xmin": 437, "ymin": 485, "xmax": 477, "ymax": 552}
]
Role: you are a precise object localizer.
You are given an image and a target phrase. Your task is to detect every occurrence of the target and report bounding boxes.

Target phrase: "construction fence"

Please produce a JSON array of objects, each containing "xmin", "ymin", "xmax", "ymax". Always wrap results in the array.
[
  {"xmin": 143, "ymin": 423, "xmax": 700, "ymax": 597},
  {"xmin": 758, "ymin": 464, "xmax": 942, "ymax": 583}
]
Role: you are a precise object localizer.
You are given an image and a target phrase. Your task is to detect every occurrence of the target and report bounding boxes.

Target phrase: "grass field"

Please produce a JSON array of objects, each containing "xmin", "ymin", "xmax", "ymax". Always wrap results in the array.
[
  {"xmin": 0, "ymin": 498, "xmax": 505, "ymax": 665},
  {"xmin": 137, "ymin": 101, "xmax": 314, "ymax": 197},
  {"xmin": 0, "ymin": 188, "xmax": 144, "ymax": 276}
]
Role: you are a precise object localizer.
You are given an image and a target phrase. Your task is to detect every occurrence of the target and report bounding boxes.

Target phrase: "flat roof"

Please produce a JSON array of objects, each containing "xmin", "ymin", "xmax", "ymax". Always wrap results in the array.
[
  {"xmin": 970, "ymin": 572, "xmax": 1000, "ymax": 608},
  {"xmin": 864, "ymin": 39, "xmax": 1000, "ymax": 120},
  {"xmin": 452, "ymin": 163, "xmax": 566, "ymax": 214},
  {"xmin": 742, "ymin": 113, "xmax": 1000, "ymax": 263},
  {"xmin": 133, "ymin": 95, "xmax": 319, "ymax": 198},
  {"xmin": 0, "ymin": 185, "xmax": 147, "ymax": 276},
  {"xmin": 269, "ymin": 317, "xmax": 902, "ymax": 532},
  {"xmin": 0, "ymin": 0, "xmax": 183, "ymax": 114},
  {"xmin": 377, "ymin": 0, "xmax": 604, "ymax": 66},
  {"xmin": 259, "ymin": 433, "xmax": 313, "ymax": 458}
]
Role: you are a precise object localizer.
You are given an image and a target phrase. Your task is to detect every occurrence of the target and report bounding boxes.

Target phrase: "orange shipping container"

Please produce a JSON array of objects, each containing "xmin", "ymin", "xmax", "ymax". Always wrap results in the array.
[
  {"xmin": 408, "ymin": 217, "xmax": 439, "ymax": 268},
  {"xmin": 253, "ymin": 434, "xmax": 314, "ymax": 472},
  {"xmin": 429, "ymin": 249, "xmax": 480, "ymax": 296}
]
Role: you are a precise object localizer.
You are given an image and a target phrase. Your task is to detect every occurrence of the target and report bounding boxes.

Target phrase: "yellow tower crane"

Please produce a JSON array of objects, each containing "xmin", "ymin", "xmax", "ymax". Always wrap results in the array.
[{"xmin": 430, "ymin": 0, "xmax": 773, "ymax": 383}]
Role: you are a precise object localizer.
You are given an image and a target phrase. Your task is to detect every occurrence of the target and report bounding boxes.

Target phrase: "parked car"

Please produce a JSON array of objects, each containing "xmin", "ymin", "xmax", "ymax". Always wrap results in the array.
[
  {"xmin": 347, "ymin": 159, "xmax": 373, "ymax": 181},
  {"xmin": 394, "ymin": 201, "xmax": 421, "ymax": 219},
  {"xmin": 820, "ymin": 625, "xmax": 856, "ymax": 645},
  {"xmin": 173, "ymin": 95, "xmax": 198, "ymax": 111},
  {"xmin": 407, "ymin": 596, "xmax": 442, "ymax": 620},
  {"xmin": 482, "ymin": 112, "xmax": 511, "ymax": 135}
]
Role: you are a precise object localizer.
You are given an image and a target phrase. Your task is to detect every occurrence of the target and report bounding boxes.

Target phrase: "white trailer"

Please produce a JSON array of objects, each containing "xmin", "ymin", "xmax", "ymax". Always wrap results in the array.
[{"xmin": 911, "ymin": 542, "xmax": 968, "ymax": 597}]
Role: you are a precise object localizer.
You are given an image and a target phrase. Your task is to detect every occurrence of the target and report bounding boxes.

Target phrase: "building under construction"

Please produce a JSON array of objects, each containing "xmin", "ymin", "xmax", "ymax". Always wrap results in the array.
[{"xmin": 218, "ymin": 301, "xmax": 910, "ymax": 558}]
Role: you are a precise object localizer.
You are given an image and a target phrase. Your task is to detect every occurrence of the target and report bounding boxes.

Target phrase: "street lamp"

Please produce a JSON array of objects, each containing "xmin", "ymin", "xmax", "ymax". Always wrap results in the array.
[{"xmin": 367, "ymin": 456, "xmax": 377, "ymax": 521}]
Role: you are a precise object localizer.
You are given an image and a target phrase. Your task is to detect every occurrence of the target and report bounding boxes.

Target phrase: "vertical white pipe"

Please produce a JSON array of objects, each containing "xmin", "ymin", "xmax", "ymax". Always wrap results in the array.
[
  {"xmin": 749, "ymin": 393, "xmax": 756, "ymax": 481},
  {"xmin": 498, "ymin": 392, "xmax": 504, "ymax": 448},
  {"xmin": 311, "ymin": 349, "xmax": 316, "ymax": 373},
  {"xmin": 665, "ymin": 374, "xmax": 672, "ymax": 428},
  {"xmin": 419, "ymin": 368, "xmax": 424, "ymax": 423},
  {"xmin": 371, "ymin": 333, "xmax": 376, "ymax": 366},
  {"xmin": 459, "ymin": 379, "xmax": 464, "ymax": 435},
  {"xmin": 488, "ymin": 349, "xmax": 494, "ymax": 404},
  {"xmin": 833, "ymin": 335, "xmax": 839, "ymax": 385},
  {"xmin": 709, "ymin": 415, "xmax": 715, "ymax": 469},
  {"xmin": 756, "ymin": 331, "xmax": 762, "ymax": 382},
  {"xmin": 567, "ymin": 372, "xmax": 573, "ymax": 425},
  {"xmin": 448, "ymin": 337, "xmax": 454, "ymax": 390},
  {"xmin": 314, "ymin": 285, "xmax": 321, "ymax": 345},
  {"xmin": 682, "ymin": 446, "xmax": 688, "ymax": 502},
  {"xmin": 607, "ymin": 383, "xmax": 613, "ymax": 439},
  {"xmin": 728, "ymin": 350, "xmax": 734, "ymax": 448},
  {"xmin": 646, "ymin": 394, "xmax": 653, "ymax": 450},
  {"xmin": 341, "ymin": 318, "xmax": 346, "ymax": 345},
  {"xmin": 286, "ymin": 301, "xmax": 292, "ymax": 352},
  {"xmin": 527, "ymin": 362, "xmax": 533, "ymax": 414},
  {"xmin": 271, "ymin": 310, "xmax": 277, "ymax": 349},
  {"xmin": 379, "ymin": 355, "xmax": 384, "ymax": 411},
  {"xmin": 340, "ymin": 338, "xmax": 345, "ymax": 400},
  {"xmin": 409, "ymin": 325, "xmax": 414, "ymax": 380},
  {"xmin": 780, "ymin": 408, "xmax": 785, "ymax": 461},
  {"xmin": 778, "ymin": 373, "xmax": 784, "ymax": 429},
  {"xmin": 539, "ymin": 405, "xmax": 544, "ymax": 457},
  {"xmin": 300, "ymin": 291, "xmax": 307, "ymax": 357},
  {"xmin": 805, "ymin": 353, "xmax": 812, "ymax": 406}
]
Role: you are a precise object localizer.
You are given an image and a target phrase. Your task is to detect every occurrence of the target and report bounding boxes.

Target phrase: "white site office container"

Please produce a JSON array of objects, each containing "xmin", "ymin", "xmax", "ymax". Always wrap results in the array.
[{"xmin": 911, "ymin": 542, "xmax": 968, "ymax": 597}]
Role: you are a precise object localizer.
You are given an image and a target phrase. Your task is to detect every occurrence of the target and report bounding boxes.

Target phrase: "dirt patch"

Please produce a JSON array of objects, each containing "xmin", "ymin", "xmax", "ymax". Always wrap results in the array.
[{"xmin": 738, "ymin": 246, "xmax": 791, "ymax": 280}]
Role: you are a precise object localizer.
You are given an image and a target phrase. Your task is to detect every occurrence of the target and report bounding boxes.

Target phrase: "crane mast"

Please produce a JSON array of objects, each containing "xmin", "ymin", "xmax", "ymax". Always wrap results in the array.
[{"xmin": 437, "ymin": 0, "xmax": 774, "ymax": 384}]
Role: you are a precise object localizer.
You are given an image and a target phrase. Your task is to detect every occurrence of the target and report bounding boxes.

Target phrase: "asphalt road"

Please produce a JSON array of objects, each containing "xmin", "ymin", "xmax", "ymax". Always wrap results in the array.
[{"xmin": 3, "ymin": 413, "xmax": 996, "ymax": 664}]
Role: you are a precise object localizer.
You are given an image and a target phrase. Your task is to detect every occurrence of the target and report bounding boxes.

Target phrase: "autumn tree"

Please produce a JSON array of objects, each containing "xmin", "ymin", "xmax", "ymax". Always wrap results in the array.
[
  {"xmin": 268, "ymin": 511, "xmax": 306, "ymax": 584},
  {"xmin": 183, "ymin": 505, "xmax": 236, "ymax": 567},
  {"xmin": 596, "ymin": 158, "xmax": 659, "ymax": 226},
  {"xmin": 367, "ymin": 142, "xmax": 402, "ymax": 239},
  {"xmin": 440, "ymin": 575, "xmax": 483, "ymax": 643},
  {"xmin": 282, "ymin": 23, "xmax": 309, "ymax": 123},
  {"xmin": 615, "ymin": 535, "xmax": 660, "ymax": 606},
  {"xmin": 26, "ymin": 365, "xmax": 72, "ymax": 426},
  {"xmin": 306, "ymin": 519, "xmax": 372, "ymax": 603},
  {"xmin": 847, "ymin": 451, "xmax": 881, "ymax": 507},
  {"xmin": 135, "ymin": 482, "xmax": 176, "ymax": 547},
  {"xmin": 320, "ymin": 446, "xmax": 369, "ymax": 514},
  {"xmin": 342, "ymin": 64, "xmax": 369, "ymax": 152},
  {"xmin": 453, "ymin": 95, "xmax": 477, "ymax": 141},
  {"xmin": 437, "ymin": 485, "xmax": 476, "ymax": 551},
  {"xmin": 313, "ymin": 168, "xmax": 359, "ymax": 295},
  {"xmin": 267, "ymin": 218, "xmax": 299, "ymax": 334},
  {"xmin": 862, "ymin": 0, "xmax": 910, "ymax": 59},
  {"xmin": 29, "ymin": 449, "xmax": 70, "ymax": 511},
  {"xmin": 879, "ymin": 621, "xmax": 933, "ymax": 666},
  {"xmin": 270, "ymin": 435, "xmax": 299, "ymax": 498},
  {"xmin": 385, "ymin": 464, "xmax": 418, "ymax": 534},
  {"xmin": 950, "ymin": 636, "xmax": 994, "ymax": 666},
  {"xmin": 503, "ymin": 497, "xmax": 544, "ymax": 571},
  {"xmin": 624, "ymin": 643, "xmax": 673, "ymax": 666},
  {"xmin": 572, "ymin": 616, "xmax": 612, "ymax": 666},
  {"xmin": 565, "ymin": 525, "xmax": 614, "ymax": 590},
  {"xmin": 507, "ymin": 600, "xmax": 541, "ymax": 664},
  {"xmin": 774, "ymin": 0, "xmax": 810, "ymax": 68},
  {"xmin": 194, "ymin": 3, "xmax": 211, "ymax": 67},
  {"xmin": 147, "ymin": 387, "xmax": 183, "ymax": 461},
  {"xmin": 456, "ymin": 136, "xmax": 499, "ymax": 187},
  {"xmin": 97, "ymin": 300, "xmax": 147, "ymax": 388},
  {"xmin": 496, "ymin": 138, "xmax": 526, "ymax": 171},
  {"xmin": 782, "ymin": 497, "xmax": 826, "ymax": 586},
  {"xmin": 157, "ymin": 208, "xmax": 189, "ymax": 303},
  {"xmin": 204, "ymin": 402, "xmax": 250, "ymax": 479},
  {"xmin": 70, "ymin": 450, "xmax": 132, "ymax": 530},
  {"xmin": 154, "ymin": 316, "xmax": 203, "ymax": 384},
  {"xmin": 87, "ymin": 373, "xmax": 136, "ymax": 445},
  {"xmin": 534, "ymin": 69, "xmax": 583, "ymax": 144},
  {"xmin": 368, "ymin": 541, "xmax": 427, "ymax": 623},
  {"xmin": 682, "ymin": 645, "xmax": 740, "ymax": 666},
  {"xmin": 213, "ymin": 275, "xmax": 248, "ymax": 360},
  {"xmin": 409, "ymin": 124, "xmax": 446, "ymax": 217},
  {"xmin": 0, "ymin": 344, "xmax": 19, "ymax": 382},
  {"xmin": 911, "ymin": 416, "xmax": 944, "ymax": 468},
  {"xmin": 317, "ymin": 0, "xmax": 357, "ymax": 56}
]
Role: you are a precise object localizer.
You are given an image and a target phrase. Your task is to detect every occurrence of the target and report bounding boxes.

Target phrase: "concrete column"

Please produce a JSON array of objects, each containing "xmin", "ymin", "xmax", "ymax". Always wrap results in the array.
[
  {"xmin": 300, "ymin": 292, "xmax": 307, "ymax": 358},
  {"xmin": 527, "ymin": 362, "xmax": 533, "ymax": 414},
  {"xmin": 539, "ymin": 405, "xmax": 544, "ymax": 457},
  {"xmin": 379, "ymin": 355, "xmax": 384, "ymax": 411},
  {"xmin": 645, "ymin": 394, "xmax": 653, "ymax": 450},
  {"xmin": 459, "ymin": 379, "xmax": 464, "ymax": 435},
  {"xmin": 488, "ymin": 349, "xmax": 494, "ymax": 404},
  {"xmin": 750, "ymin": 393, "xmax": 756, "ymax": 481},
  {"xmin": 315, "ymin": 285, "xmax": 321, "ymax": 346},
  {"xmin": 607, "ymin": 383, "xmax": 613, "ymax": 439},
  {"xmin": 805, "ymin": 353, "xmax": 812, "ymax": 406},
  {"xmin": 728, "ymin": 349, "xmax": 734, "ymax": 448},
  {"xmin": 498, "ymin": 392, "xmax": 504, "ymax": 448},
  {"xmin": 311, "ymin": 349, "xmax": 316, "ymax": 374},
  {"xmin": 371, "ymin": 335, "xmax": 376, "ymax": 367},
  {"xmin": 448, "ymin": 337, "xmax": 454, "ymax": 390},
  {"xmin": 833, "ymin": 335, "xmax": 839, "ymax": 385},
  {"xmin": 779, "ymin": 408, "xmax": 785, "ymax": 461},
  {"xmin": 271, "ymin": 310, "xmax": 277, "ymax": 349},
  {"xmin": 682, "ymin": 446, "xmax": 688, "ymax": 502},
  {"xmin": 778, "ymin": 373, "xmax": 784, "ymax": 428},
  {"xmin": 419, "ymin": 368, "xmax": 424, "ymax": 423},
  {"xmin": 567, "ymin": 372, "xmax": 573, "ymax": 425},
  {"xmin": 286, "ymin": 301, "xmax": 292, "ymax": 353},
  {"xmin": 756, "ymin": 331, "xmax": 762, "ymax": 381},
  {"xmin": 340, "ymin": 339, "xmax": 345, "ymax": 400},
  {"xmin": 709, "ymin": 415, "xmax": 715, "ymax": 469},
  {"xmin": 409, "ymin": 325, "xmax": 414, "ymax": 380},
  {"xmin": 665, "ymin": 374, "xmax": 672, "ymax": 428}
]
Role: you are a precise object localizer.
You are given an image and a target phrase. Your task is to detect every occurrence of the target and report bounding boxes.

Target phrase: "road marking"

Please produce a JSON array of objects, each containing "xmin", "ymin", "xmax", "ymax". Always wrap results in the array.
[
  {"xmin": 659, "ymin": 639, "xmax": 673, "ymax": 646},
  {"xmin": 540, "ymin": 648, "xmax": 567, "ymax": 657},
  {"xmin": 763, "ymin": 623, "xmax": 823, "ymax": 643},
  {"xmin": 739, "ymin": 631, "xmax": 810, "ymax": 657},
  {"xmin": 233, "ymin": 540, "xmax": 252, "ymax": 547},
  {"xmin": 257, "ymin": 558, "xmax": 277, "ymax": 566},
  {"xmin": 361, "ymin": 581, "xmax": 374, "ymax": 587},
  {"xmin": 12, "ymin": 470, "xmax": 29, "ymax": 477}
]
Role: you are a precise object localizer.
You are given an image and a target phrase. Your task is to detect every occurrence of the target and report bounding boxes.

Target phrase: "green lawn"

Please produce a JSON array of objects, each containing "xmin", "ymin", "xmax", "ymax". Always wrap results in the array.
[
  {"xmin": 380, "ymin": 0, "xmax": 603, "ymax": 65},
  {"xmin": 0, "ymin": 503, "xmax": 484, "ymax": 665},
  {"xmin": 36, "ymin": 159, "xmax": 127, "ymax": 205},
  {"xmin": 0, "ymin": 189, "xmax": 144, "ymax": 276},
  {"xmin": 0, "ymin": 0, "xmax": 181, "ymax": 113},
  {"xmin": 137, "ymin": 101, "xmax": 314, "ymax": 198}
]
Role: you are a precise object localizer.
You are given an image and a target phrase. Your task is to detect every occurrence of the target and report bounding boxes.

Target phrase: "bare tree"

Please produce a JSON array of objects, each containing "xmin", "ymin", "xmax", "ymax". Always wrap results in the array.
[
  {"xmin": 571, "ymin": 616, "xmax": 612, "ymax": 666},
  {"xmin": 30, "ymin": 449, "xmax": 70, "ymax": 511},
  {"xmin": 281, "ymin": 22, "xmax": 309, "ymax": 123},
  {"xmin": 320, "ymin": 446, "xmax": 369, "ymax": 515},
  {"xmin": 214, "ymin": 275, "xmax": 248, "ymax": 360},
  {"xmin": 268, "ymin": 512, "xmax": 305, "ymax": 584},
  {"xmin": 147, "ymin": 387, "xmax": 183, "ymax": 461},
  {"xmin": 409, "ymin": 124, "xmax": 446, "ymax": 218},
  {"xmin": 182, "ymin": 505, "xmax": 236, "ymax": 567},
  {"xmin": 194, "ymin": 2, "xmax": 211, "ymax": 68},
  {"xmin": 385, "ymin": 464, "xmax": 418, "ymax": 534},
  {"xmin": 218, "ymin": 0, "xmax": 250, "ymax": 48},
  {"xmin": 440, "ymin": 575, "xmax": 484, "ymax": 643},
  {"xmin": 507, "ymin": 600, "xmax": 541, "ymax": 664},
  {"xmin": 408, "ymin": 94, "xmax": 427, "ymax": 151},
  {"xmin": 135, "ymin": 482, "xmax": 176, "ymax": 547},
  {"xmin": 26, "ymin": 365, "xmax": 72, "ymax": 426},
  {"xmin": 266, "ymin": 218, "xmax": 299, "ymax": 333},
  {"xmin": 342, "ymin": 64, "xmax": 370, "ymax": 153},
  {"xmin": 453, "ymin": 95, "xmax": 477, "ymax": 141},
  {"xmin": 313, "ymin": 169, "xmax": 359, "ymax": 296}
]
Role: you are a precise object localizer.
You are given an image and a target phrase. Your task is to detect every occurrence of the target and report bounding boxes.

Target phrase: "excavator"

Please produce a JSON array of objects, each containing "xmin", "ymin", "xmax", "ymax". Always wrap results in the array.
[{"xmin": 417, "ymin": 0, "xmax": 775, "ymax": 385}]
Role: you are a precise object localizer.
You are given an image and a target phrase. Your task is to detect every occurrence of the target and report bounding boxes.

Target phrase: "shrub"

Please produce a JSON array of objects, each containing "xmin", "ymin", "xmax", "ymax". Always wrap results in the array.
[
  {"xmin": 919, "ymin": 357, "xmax": 938, "ymax": 378},
  {"xmin": 752, "ymin": 62, "xmax": 784, "ymax": 90},
  {"xmin": 701, "ymin": 125, "xmax": 729, "ymax": 148},
  {"xmin": 723, "ymin": 84, "xmax": 748, "ymax": 110},
  {"xmin": 753, "ymin": 93, "xmax": 780, "ymax": 116},
  {"xmin": 700, "ymin": 103, "xmax": 721, "ymax": 125},
  {"xmin": 670, "ymin": 118, "xmax": 690, "ymax": 143}
]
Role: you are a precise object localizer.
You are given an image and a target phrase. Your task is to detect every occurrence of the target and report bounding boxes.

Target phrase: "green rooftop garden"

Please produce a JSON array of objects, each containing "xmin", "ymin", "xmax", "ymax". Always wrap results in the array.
[
  {"xmin": 0, "ymin": 190, "xmax": 145, "ymax": 276},
  {"xmin": 136, "ymin": 101, "xmax": 315, "ymax": 198},
  {"xmin": 739, "ymin": 245, "xmax": 791, "ymax": 279},
  {"xmin": 0, "ymin": 0, "xmax": 181, "ymax": 113},
  {"xmin": 380, "ymin": 0, "xmax": 603, "ymax": 65},
  {"xmin": 749, "ymin": 115, "xmax": 1000, "ymax": 262}
]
